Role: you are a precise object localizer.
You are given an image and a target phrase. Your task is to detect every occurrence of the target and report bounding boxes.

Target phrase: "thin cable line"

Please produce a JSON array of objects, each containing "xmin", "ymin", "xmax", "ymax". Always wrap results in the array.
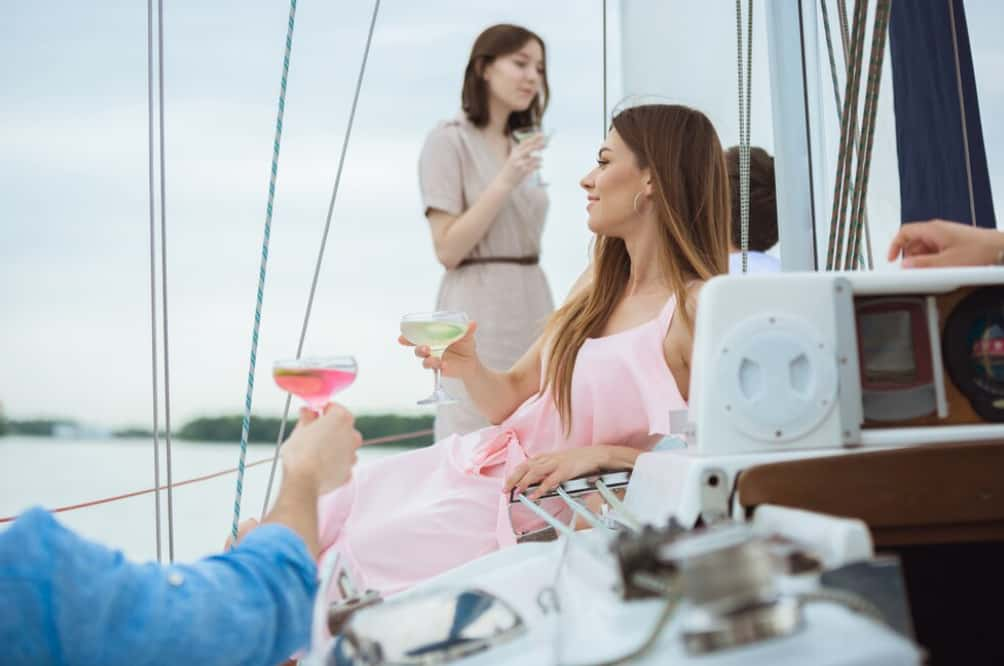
[
  {"xmin": 261, "ymin": 0, "xmax": 383, "ymax": 517},
  {"xmin": 947, "ymin": 0, "xmax": 977, "ymax": 227},
  {"xmin": 145, "ymin": 0, "xmax": 163, "ymax": 564},
  {"xmin": 156, "ymin": 0, "xmax": 176, "ymax": 563},
  {"xmin": 602, "ymin": 0, "xmax": 608, "ymax": 139}
]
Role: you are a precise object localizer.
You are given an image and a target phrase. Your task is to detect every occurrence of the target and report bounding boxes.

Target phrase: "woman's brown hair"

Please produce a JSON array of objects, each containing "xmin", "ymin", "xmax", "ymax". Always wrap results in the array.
[
  {"xmin": 461, "ymin": 24, "xmax": 549, "ymax": 133},
  {"xmin": 542, "ymin": 104, "xmax": 730, "ymax": 431}
]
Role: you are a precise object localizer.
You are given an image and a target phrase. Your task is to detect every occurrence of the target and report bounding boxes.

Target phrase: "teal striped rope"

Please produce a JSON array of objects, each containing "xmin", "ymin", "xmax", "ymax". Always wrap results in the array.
[{"xmin": 231, "ymin": 0, "xmax": 298, "ymax": 543}]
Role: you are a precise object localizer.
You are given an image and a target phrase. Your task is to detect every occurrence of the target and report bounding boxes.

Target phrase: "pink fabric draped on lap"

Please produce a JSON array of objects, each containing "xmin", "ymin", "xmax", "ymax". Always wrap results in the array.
[{"xmin": 317, "ymin": 295, "xmax": 686, "ymax": 597}]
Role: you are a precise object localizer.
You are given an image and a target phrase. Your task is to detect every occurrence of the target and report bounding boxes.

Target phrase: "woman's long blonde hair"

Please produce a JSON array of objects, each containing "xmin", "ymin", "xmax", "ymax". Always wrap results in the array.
[{"xmin": 542, "ymin": 104, "xmax": 730, "ymax": 431}]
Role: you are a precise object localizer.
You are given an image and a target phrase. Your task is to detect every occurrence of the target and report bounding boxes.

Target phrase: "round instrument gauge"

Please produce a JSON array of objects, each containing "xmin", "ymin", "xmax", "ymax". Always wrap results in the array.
[{"xmin": 943, "ymin": 286, "xmax": 1004, "ymax": 421}]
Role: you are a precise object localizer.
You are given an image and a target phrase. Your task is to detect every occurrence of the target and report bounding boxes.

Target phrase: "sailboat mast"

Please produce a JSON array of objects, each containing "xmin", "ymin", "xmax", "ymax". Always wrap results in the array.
[{"xmin": 765, "ymin": 0, "xmax": 825, "ymax": 271}]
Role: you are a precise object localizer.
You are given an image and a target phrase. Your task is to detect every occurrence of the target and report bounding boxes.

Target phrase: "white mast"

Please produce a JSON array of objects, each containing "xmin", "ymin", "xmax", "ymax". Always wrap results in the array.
[{"xmin": 765, "ymin": 0, "xmax": 826, "ymax": 271}]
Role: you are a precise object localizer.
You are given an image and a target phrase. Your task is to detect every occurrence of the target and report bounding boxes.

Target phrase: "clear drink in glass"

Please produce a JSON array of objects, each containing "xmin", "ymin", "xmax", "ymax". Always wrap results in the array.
[{"xmin": 400, "ymin": 311, "xmax": 470, "ymax": 405}]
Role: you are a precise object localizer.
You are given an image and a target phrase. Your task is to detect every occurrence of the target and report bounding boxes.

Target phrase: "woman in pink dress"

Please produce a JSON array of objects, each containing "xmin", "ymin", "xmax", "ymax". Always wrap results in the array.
[{"xmin": 318, "ymin": 103, "xmax": 731, "ymax": 596}]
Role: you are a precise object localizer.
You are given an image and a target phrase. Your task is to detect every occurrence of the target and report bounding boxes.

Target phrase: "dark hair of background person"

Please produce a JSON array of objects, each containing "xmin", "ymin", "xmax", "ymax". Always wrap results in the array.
[{"xmin": 725, "ymin": 146, "xmax": 778, "ymax": 252}]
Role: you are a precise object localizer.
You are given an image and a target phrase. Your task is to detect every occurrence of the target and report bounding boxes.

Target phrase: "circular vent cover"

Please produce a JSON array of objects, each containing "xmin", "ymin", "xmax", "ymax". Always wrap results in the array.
[{"xmin": 715, "ymin": 314, "xmax": 837, "ymax": 442}]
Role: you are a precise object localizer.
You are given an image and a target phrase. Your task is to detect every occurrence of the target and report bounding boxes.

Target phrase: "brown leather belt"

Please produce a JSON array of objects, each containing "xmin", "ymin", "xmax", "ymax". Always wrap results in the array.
[{"xmin": 457, "ymin": 255, "xmax": 539, "ymax": 268}]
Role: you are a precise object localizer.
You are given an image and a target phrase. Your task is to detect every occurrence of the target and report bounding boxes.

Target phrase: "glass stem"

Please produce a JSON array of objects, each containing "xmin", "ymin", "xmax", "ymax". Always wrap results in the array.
[{"xmin": 433, "ymin": 367, "xmax": 443, "ymax": 394}]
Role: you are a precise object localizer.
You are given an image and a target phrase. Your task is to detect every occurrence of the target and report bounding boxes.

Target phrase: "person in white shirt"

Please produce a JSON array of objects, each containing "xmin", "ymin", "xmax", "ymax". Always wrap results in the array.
[{"xmin": 725, "ymin": 146, "xmax": 782, "ymax": 274}]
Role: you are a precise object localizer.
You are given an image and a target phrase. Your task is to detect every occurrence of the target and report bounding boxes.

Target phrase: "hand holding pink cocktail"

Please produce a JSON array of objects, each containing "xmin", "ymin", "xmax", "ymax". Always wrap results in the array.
[{"xmin": 273, "ymin": 356, "xmax": 358, "ymax": 412}]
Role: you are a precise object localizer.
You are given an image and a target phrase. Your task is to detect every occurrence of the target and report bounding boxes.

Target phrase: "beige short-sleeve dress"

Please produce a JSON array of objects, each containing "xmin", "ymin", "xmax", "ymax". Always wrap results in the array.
[{"xmin": 418, "ymin": 115, "xmax": 554, "ymax": 440}]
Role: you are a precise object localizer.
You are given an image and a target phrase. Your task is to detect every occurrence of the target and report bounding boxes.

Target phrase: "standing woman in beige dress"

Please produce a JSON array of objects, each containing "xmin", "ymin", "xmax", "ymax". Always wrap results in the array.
[{"xmin": 418, "ymin": 24, "xmax": 555, "ymax": 440}]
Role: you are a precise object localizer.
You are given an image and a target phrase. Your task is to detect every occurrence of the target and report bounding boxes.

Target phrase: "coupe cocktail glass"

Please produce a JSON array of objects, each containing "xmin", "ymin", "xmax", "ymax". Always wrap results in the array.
[
  {"xmin": 400, "ymin": 311, "xmax": 470, "ymax": 406},
  {"xmin": 512, "ymin": 125, "xmax": 552, "ymax": 187},
  {"xmin": 273, "ymin": 356, "xmax": 358, "ymax": 413}
]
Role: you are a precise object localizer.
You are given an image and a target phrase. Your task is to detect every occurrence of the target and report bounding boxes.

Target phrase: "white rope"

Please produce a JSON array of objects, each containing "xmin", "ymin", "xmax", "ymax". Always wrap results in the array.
[
  {"xmin": 555, "ymin": 486, "xmax": 605, "ymax": 530},
  {"xmin": 516, "ymin": 494, "xmax": 577, "ymax": 539},
  {"xmin": 594, "ymin": 479, "xmax": 642, "ymax": 531}
]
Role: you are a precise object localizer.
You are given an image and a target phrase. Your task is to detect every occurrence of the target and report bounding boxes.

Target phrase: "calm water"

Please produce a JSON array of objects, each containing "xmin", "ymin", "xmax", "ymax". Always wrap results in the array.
[{"xmin": 0, "ymin": 436, "xmax": 396, "ymax": 562}]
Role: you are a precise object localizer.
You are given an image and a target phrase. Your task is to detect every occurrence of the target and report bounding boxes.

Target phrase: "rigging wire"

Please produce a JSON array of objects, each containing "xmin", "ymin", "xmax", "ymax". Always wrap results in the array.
[
  {"xmin": 947, "ymin": 0, "xmax": 978, "ymax": 227},
  {"xmin": 825, "ymin": 0, "xmax": 868, "ymax": 270},
  {"xmin": 844, "ymin": 0, "xmax": 891, "ymax": 270},
  {"xmin": 835, "ymin": 0, "xmax": 873, "ymax": 269},
  {"xmin": 820, "ymin": 0, "xmax": 874, "ymax": 269},
  {"xmin": 145, "ymin": 0, "xmax": 163, "ymax": 564},
  {"xmin": 155, "ymin": 0, "xmax": 176, "ymax": 564},
  {"xmin": 260, "ymin": 0, "xmax": 384, "ymax": 518},
  {"xmin": 602, "ymin": 0, "xmax": 608, "ymax": 139}
]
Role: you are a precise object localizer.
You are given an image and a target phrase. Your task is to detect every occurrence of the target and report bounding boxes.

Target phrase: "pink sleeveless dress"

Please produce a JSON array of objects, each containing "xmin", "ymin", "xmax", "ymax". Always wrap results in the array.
[{"xmin": 317, "ymin": 296, "xmax": 686, "ymax": 596}]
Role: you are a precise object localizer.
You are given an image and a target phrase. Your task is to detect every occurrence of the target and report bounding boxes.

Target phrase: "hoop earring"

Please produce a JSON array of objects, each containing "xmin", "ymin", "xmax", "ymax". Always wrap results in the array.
[{"xmin": 633, "ymin": 192, "xmax": 644, "ymax": 214}]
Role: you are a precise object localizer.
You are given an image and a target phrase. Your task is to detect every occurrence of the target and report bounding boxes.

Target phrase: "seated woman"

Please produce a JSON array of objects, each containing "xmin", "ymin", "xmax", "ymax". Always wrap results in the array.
[{"xmin": 317, "ymin": 103, "xmax": 730, "ymax": 596}]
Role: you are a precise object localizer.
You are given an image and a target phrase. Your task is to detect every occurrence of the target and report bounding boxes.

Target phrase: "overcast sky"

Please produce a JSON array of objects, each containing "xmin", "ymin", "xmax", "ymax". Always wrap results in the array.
[{"xmin": 2, "ymin": 1, "xmax": 1002, "ymax": 429}]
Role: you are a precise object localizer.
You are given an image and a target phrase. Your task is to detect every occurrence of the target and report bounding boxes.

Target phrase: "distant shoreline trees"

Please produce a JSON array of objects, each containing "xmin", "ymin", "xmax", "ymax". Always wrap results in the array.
[{"xmin": 1, "ymin": 413, "xmax": 435, "ymax": 448}]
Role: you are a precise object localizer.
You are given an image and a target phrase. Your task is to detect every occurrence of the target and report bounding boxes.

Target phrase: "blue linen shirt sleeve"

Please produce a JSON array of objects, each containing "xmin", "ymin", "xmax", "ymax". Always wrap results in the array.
[{"xmin": 0, "ymin": 507, "xmax": 318, "ymax": 666}]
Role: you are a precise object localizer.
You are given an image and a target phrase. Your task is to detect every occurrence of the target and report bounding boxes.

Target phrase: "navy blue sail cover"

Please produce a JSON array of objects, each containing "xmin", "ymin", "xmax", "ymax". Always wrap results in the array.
[{"xmin": 888, "ymin": 0, "xmax": 996, "ymax": 228}]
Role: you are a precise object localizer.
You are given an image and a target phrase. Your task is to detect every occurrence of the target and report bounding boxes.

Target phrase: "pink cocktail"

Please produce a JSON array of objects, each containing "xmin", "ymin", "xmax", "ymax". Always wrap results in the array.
[{"xmin": 273, "ymin": 356, "xmax": 358, "ymax": 411}]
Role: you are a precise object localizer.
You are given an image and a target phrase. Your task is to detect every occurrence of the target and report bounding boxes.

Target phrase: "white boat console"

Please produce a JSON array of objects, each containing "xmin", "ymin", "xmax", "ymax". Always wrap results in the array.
[{"xmin": 630, "ymin": 268, "xmax": 1004, "ymax": 526}]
